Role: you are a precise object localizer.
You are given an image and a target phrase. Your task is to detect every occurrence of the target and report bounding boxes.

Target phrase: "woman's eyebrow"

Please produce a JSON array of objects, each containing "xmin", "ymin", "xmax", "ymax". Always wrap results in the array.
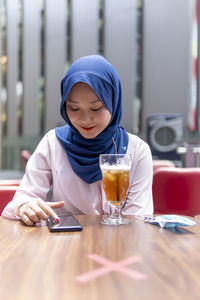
[
  {"xmin": 89, "ymin": 99, "xmax": 101, "ymax": 104},
  {"xmin": 67, "ymin": 98, "xmax": 101, "ymax": 104},
  {"xmin": 67, "ymin": 98, "xmax": 78, "ymax": 103}
]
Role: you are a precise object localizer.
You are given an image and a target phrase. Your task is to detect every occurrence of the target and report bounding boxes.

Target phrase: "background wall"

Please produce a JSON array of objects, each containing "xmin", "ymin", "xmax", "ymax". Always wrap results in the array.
[
  {"xmin": 0, "ymin": 0, "xmax": 197, "ymax": 169},
  {"xmin": 142, "ymin": 0, "xmax": 195, "ymax": 140}
]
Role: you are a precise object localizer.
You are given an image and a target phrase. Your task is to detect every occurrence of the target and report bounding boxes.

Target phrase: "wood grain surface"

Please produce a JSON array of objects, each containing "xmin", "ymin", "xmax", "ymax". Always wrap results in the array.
[{"xmin": 1, "ymin": 215, "xmax": 200, "ymax": 300}]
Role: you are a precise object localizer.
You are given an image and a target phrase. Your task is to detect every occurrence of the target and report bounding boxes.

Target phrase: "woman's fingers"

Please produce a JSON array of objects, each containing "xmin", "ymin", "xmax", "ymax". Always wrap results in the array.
[
  {"xmin": 25, "ymin": 206, "xmax": 41, "ymax": 223},
  {"xmin": 20, "ymin": 210, "xmax": 35, "ymax": 226},
  {"xmin": 30, "ymin": 202, "xmax": 49, "ymax": 220},
  {"xmin": 47, "ymin": 201, "xmax": 65, "ymax": 209},
  {"xmin": 19, "ymin": 199, "xmax": 65, "ymax": 226},
  {"xmin": 37, "ymin": 199, "xmax": 63, "ymax": 222}
]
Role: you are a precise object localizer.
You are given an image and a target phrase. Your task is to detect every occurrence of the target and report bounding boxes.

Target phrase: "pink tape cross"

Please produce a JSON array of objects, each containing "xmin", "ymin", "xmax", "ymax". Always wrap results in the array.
[{"xmin": 76, "ymin": 254, "xmax": 147, "ymax": 283}]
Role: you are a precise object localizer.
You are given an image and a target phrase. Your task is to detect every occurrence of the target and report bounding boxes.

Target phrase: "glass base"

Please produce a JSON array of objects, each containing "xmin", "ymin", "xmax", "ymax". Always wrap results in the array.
[{"xmin": 101, "ymin": 216, "xmax": 131, "ymax": 226}]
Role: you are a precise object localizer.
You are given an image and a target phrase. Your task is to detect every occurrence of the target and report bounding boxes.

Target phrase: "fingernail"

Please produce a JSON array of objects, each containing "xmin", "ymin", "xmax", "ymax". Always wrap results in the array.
[{"xmin": 56, "ymin": 218, "xmax": 60, "ymax": 223}]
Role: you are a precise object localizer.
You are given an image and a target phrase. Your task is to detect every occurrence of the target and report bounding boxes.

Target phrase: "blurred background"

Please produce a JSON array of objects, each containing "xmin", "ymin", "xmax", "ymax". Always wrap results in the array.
[{"xmin": 0, "ymin": 0, "xmax": 199, "ymax": 173}]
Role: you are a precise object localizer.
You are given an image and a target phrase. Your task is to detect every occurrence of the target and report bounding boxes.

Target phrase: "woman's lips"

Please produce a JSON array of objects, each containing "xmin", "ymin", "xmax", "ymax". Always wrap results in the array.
[{"xmin": 81, "ymin": 127, "xmax": 95, "ymax": 131}]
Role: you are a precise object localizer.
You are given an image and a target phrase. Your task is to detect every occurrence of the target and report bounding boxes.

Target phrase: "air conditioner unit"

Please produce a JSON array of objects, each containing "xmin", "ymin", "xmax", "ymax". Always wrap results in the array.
[{"xmin": 147, "ymin": 114, "xmax": 184, "ymax": 161}]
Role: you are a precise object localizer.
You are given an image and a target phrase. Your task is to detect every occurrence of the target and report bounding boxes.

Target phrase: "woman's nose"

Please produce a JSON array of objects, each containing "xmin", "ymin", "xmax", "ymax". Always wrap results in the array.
[{"xmin": 79, "ymin": 110, "xmax": 93, "ymax": 122}]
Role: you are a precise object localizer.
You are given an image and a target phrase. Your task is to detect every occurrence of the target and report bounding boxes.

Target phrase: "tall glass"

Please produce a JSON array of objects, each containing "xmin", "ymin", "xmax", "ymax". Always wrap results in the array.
[{"xmin": 99, "ymin": 154, "xmax": 132, "ymax": 225}]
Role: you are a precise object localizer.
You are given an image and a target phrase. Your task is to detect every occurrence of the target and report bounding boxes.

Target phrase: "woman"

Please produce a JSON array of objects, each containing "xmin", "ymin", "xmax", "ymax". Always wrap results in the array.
[{"xmin": 2, "ymin": 55, "xmax": 153, "ymax": 226}]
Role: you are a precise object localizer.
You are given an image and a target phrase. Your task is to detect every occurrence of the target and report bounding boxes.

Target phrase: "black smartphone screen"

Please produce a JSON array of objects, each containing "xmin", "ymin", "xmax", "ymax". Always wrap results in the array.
[{"xmin": 46, "ymin": 215, "xmax": 83, "ymax": 232}]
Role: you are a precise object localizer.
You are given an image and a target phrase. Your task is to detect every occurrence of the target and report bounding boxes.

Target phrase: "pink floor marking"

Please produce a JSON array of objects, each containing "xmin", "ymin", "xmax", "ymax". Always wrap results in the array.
[{"xmin": 76, "ymin": 254, "xmax": 147, "ymax": 283}]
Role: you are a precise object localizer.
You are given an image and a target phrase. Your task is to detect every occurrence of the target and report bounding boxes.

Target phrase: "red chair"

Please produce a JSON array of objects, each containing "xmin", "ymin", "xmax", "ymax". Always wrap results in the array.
[
  {"xmin": 152, "ymin": 167, "xmax": 200, "ymax": 217},
  {"xmin": 0, "ymin": 186, "xmax": 18, "ymax": 215},
  {"xmin": 153, "ymin": 159, "xmax": 176, "ymax": 173},
  {"xmin": 21, "ymin": 150, "xmax": 31, "ymax": 169}
]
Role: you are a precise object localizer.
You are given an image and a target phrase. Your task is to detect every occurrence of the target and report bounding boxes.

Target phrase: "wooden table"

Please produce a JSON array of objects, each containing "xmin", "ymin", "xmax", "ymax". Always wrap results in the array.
[{"xmin": 1, "ymin": 215, "xmax": 200, "ymax": 300}]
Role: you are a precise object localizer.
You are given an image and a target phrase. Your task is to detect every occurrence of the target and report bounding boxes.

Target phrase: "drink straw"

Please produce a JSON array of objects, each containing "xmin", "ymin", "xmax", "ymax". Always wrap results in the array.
[{"xmin": 112, "ymin": 138, "xmax": 117, "ymax": 154}]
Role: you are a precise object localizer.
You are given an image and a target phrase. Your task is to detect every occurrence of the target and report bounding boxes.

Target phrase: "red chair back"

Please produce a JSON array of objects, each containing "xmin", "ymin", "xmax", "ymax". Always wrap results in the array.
[
  {"xmin": 0, "ymin": 179, "xmax": 21, "ymax": 186},
  {"xmin": 153, "ymin": 159, "xmax": 176, "ymax": 173},
  {"xmin": 152, "ymin": 167, "xmax": 200, "ymax": 217},
  {"xmin": 0, "ymin": 186, "xmax": 18, "ymax": 215}
]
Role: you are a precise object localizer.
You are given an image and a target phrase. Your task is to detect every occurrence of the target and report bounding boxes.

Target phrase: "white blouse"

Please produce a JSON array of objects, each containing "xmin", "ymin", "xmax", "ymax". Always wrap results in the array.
[{"xmin": 2, "ymin": 129, "xmax": 153, "ymax": 219}]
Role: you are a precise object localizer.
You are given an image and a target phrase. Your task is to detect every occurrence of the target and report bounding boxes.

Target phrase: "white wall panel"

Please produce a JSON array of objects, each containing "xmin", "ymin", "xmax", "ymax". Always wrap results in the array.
[
  {"xmin": 6, "ymin": 0, "xmax": 18, "ymax": 136},
  {"xmin": 142, "ymin": 0, "xmax": 194, "ymax": 138},
  {"xmin": 22, "ymin": 0, "xmax": 41, "ymax": 136},
  {"xmin": 71, "ymin": 0, "xmax": 99, "ymax": 61},
  {"xmin": 104, "ymin": 0, "xmax": 138, "ymax": 133},
  {"xmin": 44, "ymin": 0, "xmax": 67, "ymax": 132}
]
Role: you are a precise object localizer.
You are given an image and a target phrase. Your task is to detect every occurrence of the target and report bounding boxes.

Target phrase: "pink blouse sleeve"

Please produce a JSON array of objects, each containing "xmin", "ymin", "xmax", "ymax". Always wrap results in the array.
[
  {"xmin": 122, "ymin": 140, "xmax": 154, "ymax": 216},
  {"xmin": 2, "ymin": 133, "xmax": 53, "ymax": 219}
]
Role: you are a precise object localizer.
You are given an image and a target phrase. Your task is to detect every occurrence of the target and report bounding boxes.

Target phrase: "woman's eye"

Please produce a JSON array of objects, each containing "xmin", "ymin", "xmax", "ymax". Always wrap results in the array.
[
  {"xmin": 91, "ymin": 107, "xmax": 103, "ymax": 112},
  {"xmin": 69, "ymin": 106, "xmax": 79, "ymax": 111}
]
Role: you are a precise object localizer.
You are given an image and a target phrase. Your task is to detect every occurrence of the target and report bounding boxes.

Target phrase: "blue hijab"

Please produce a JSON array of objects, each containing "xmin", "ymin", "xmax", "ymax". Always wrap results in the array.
[{"xmin": 55, "ymin": 55, "xmax": 128, "ymax": 184}]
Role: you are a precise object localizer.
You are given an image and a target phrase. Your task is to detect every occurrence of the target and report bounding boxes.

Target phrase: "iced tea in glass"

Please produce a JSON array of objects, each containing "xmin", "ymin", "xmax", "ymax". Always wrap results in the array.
[{"xmin": 100, "ymin": 154, "xmax": 132, "ymax": 225}]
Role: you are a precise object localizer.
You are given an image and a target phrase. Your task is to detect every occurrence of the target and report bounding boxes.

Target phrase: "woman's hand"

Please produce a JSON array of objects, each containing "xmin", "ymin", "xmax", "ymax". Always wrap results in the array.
[{"xmin": 19, "ymin": 199, "xmax": 65, "ymax": 226}]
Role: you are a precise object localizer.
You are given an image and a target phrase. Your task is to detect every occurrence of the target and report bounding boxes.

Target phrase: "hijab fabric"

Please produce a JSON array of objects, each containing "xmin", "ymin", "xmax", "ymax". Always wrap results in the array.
[{"xmin": 55, "ymin": 55, "xmax": 128, "ymax": 184}]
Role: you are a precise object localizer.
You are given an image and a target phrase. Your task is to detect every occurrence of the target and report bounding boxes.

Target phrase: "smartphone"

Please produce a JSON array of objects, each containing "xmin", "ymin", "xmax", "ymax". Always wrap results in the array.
[{"xmin": 46, "ymin": 215, "xmax": 83, "ymax": 232}]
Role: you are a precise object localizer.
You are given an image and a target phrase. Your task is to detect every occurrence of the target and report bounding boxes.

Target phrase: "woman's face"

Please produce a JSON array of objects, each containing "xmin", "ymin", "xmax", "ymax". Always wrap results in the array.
[{"xmin": 66, "ymin": 82, "xmax": 112, "ymax": 139}]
